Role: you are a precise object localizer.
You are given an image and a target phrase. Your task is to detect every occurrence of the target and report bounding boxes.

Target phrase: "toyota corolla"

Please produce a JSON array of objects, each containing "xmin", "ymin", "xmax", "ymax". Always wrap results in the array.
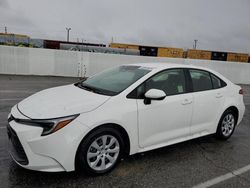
[{"xmin": 7, "ymin": 63, "xmax": 245, "ymax": 175}]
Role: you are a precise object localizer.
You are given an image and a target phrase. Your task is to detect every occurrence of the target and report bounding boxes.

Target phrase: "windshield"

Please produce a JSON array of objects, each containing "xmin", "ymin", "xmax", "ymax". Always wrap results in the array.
[{"xmin": 76, "ymin": 65, "xmax": 151, "ymax": 96}]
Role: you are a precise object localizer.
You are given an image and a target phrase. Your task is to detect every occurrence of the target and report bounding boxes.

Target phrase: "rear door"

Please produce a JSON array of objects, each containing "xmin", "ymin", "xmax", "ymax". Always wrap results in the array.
[{"xmin": 188, "ymin": 69, "xmax": 226, "ymax": 135}]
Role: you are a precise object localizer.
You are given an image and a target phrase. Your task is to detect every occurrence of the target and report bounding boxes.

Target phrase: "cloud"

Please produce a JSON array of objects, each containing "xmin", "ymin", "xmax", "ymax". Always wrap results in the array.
[
  {"xmin": 1, "ymin": 0, "xmax": 250, "ymax": 53},
  {"xmin": 0, "ymin": 0, "xmax": 9, "ymax": 8}
]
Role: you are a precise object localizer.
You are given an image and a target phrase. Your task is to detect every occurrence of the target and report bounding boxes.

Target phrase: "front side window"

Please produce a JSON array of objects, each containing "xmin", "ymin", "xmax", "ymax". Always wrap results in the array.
[
  {"xmin": 135, "ymin": 69, "xmax": 186, "ymax": 97},
  {"xmin": 77, "ymin": 66, "xmax": 151, "ymax": 96},
  {"xmin": 189, "ymin": 69, "xmax": 213, "ymax": 92}
]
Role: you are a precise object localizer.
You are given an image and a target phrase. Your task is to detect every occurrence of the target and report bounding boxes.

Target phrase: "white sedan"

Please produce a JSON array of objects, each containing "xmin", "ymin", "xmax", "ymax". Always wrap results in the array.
[{"xmin": 7, "ymin": 63, "xmax": 245, "ymax": 175}]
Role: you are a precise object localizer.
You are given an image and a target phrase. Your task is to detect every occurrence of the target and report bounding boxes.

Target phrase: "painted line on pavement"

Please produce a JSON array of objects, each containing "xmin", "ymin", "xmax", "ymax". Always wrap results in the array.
[{"xmin": 193, "ymin": 164, "xmax": 250, "ymax": 188}]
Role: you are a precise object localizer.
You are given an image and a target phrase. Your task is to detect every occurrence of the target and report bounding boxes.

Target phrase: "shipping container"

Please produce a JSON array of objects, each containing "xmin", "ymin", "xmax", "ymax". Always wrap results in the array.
[
  {"xmin": 0, "ymin": 33, "xmax": 29, "ymax": 39},
  {"xmin": 183, "ymin": 51, "xmax": 188, "ymax": 58},
  {"xmin": 0, "ymin": 33, "xmax": 30, "ymax": 46},
  {"xmin": 44, "ymin": 40, "xmax": 60, "ymax": 49},
  {"xmin": 187, "ymin": 49, "xmax": 212, "ymax": 60},
  {"xmin": 227, "ymin": 53, "xmax": 248, "ymax": 63},
  {"xmin": 60, "ymin": 43, "xmax": 140, "ymax": 56},
  {"xmin": 44, "ymin": 40, "xmax": 106, "ymax": 49},
  {"xmin": 30, "ymin": 39, "xmax": 44, "ymax": 48},
  {"xmin": 157, "ymin": 47, "xmax": 184, "ymax": 58},
  {"xmin": 139, "ymin": 46, "xmax": 158, "ymax": 56},
  {"xmin": 109, "ymin": 43, "xmax": 139, "ymax": 50},
  {"xmin": 211, "ymin": 51, "xmax": 227, "ymax": 61}
]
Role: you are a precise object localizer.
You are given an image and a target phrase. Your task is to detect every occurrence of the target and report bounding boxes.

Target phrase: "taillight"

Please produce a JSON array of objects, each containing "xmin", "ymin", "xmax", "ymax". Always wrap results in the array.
[{"xmin": 239, "ymin": 88, "xmax": 244, "ymax": 95}]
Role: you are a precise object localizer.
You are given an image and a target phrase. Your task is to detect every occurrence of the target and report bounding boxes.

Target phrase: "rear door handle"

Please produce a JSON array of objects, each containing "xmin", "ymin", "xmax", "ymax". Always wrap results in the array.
[
  {"xmin": 182, "ymin": 99, "xmax": 192, "ymax": 105},
  {"xmin": 216, "ymin": 93, "xmax": 223, "ymax": 98}
]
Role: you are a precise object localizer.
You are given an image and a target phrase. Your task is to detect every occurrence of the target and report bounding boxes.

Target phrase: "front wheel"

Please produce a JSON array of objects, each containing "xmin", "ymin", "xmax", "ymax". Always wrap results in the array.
[
  {"xmin": 216, "ymin": 110, "xmax": 236, "ymax": 140},
  {"xmin": 76, "ymin": 127, "xmax": 124, "ymax": 175}
]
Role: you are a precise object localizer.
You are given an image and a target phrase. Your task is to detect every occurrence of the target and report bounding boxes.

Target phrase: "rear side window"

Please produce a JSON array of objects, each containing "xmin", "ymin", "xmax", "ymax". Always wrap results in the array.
[
  {"xmin": 211, "ymin": 74, "xmax": 226, "ymax": 89},
  {"xmin": 189, "ymin": 69, "xmax": 213, "ymax": 92}
]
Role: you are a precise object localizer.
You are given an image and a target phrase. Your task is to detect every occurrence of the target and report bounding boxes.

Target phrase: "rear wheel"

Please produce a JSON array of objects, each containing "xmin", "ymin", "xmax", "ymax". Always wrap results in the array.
[
  {"xmin": 216, "ymin": 110, "xmax": 236, "ymax": 140},
  {"xmin": 76, "ymin": 127, "xmax": 124, "ymax": 175}
]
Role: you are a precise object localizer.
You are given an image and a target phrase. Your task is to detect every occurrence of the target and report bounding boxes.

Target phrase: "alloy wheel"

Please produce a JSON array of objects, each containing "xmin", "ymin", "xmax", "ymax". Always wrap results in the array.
[
  {"xmin": 221, "ymin": 114, "xmax": 235, "ymax": 137},
  {"xmin": 86, "ymin": 135, "xmax": 120, "ymax": 171}
]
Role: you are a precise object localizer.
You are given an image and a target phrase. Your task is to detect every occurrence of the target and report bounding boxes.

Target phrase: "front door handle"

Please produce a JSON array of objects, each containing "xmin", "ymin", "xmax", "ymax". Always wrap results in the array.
[{"xmin": 182, "ymin": 99, "xmax": 192, "ymax": 105}]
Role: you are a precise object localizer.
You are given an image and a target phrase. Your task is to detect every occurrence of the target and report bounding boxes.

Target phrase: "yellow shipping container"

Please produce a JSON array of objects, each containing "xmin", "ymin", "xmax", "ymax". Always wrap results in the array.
[
  {"xmin": 0, "ymin": 33, "xmax": 29, "ymax": 39},
  {"xmin": 109, "ymin": 43, "xmax": 139, "ymax": 50},
  {"xmin": 157, "ymin": 47, "xmax": 184, "ymax": 58},
  {"xmin": 227, "ymin": 53, "xmax": 248, "ymax": 63},
  {"xmin": 187, "ymin": 49, "xmax": 212, "ymax": 60}
]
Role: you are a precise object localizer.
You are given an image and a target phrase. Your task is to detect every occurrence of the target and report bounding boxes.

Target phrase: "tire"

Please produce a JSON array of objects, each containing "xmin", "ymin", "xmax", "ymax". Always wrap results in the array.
[
  {"xmin": 215, "ymin": 110, "xmax": 237, "ymax": 140},
  {"xmin": 76, "ymin": 127, "xmax": 125, "ymax": 175}
]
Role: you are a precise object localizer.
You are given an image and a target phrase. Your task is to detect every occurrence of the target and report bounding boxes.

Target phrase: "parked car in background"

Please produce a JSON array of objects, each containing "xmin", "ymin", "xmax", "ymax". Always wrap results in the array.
[{"xmin": 7, "ymin": 63, "xmax": 245, "ymax": 175}]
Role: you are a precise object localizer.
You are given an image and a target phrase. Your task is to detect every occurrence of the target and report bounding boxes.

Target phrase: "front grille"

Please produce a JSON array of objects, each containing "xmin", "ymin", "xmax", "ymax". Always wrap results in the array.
[{"xmin": 7, "ymin": 123, "xmax": 29, "ymax": 165}]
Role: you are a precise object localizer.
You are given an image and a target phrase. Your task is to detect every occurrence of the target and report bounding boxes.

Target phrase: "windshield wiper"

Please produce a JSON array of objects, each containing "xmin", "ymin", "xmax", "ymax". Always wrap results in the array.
[
  {"xmin": 76, "ymin": 83, "xmax": 116, "ymax": 96},
  {"xmin": 75, "ymin": 82, "xmax": 94, "ymax": 91},
  {"xmin": 81, "ymin": 84, "xmax": 95, "ymax": 92}
]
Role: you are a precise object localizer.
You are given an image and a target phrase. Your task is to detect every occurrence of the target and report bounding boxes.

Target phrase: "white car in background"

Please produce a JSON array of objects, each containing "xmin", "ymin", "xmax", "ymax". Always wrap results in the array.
[{"xmin": 7, "ymin": 63, "xmax": 245, "ymax": 175}]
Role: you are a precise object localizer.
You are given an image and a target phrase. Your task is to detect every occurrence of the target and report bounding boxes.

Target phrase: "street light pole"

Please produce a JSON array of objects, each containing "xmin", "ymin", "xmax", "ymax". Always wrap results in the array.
[
  {"xmin": 193, "ymin": 39, "xmax": 198, "ymax": 49},
  {"xmin": 66, "ymin": 27, "xmax": 71, "ymax": 42}
]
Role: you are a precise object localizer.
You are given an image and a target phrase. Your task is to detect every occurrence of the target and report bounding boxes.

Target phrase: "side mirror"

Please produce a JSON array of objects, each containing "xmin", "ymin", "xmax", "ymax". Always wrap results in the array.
[{"xmin": 144, "ymin": 89, "xmax": 166, "ymax": 105}]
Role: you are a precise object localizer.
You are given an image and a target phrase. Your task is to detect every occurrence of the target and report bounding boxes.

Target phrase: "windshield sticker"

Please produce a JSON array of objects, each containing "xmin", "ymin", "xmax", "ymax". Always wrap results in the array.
[{"xmin": 177, "ymin": 85, "xmax": 184, "ymax": 93}]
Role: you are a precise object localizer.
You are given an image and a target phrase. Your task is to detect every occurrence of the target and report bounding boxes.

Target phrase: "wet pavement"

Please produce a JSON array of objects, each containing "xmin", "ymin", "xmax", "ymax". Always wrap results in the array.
[{"xmin": 0, "ymin": 75, "xmax": 250, "ymax": 188}]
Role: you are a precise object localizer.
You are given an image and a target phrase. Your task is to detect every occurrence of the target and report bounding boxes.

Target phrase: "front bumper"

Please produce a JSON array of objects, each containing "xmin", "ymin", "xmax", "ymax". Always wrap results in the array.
[{"xmin": 7, "ymin": 106, "xmax": 90, "ymax": 172}]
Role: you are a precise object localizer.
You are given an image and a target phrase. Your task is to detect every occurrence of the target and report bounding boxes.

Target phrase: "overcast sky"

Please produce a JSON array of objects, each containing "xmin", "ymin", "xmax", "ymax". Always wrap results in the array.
[{"xmin": 1, "ymin": 0, "xmax": 250, "ymax": 53}]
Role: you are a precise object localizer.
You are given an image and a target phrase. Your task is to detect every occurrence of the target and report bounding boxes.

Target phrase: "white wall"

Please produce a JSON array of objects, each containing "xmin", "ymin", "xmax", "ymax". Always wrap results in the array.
[{"xmin": 0, "ymin": 45, "xmax": 250, "ymax": 84}]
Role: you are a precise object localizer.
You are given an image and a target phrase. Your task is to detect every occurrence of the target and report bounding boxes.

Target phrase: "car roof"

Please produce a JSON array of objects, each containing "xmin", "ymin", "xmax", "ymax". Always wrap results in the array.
[
  {"xmin": 128, "ymin": 62, "xmax": 231, "ymax": 84},
  {"xmin": 129, "ymin": 62, "xmax": 203, "ymax": 70}
]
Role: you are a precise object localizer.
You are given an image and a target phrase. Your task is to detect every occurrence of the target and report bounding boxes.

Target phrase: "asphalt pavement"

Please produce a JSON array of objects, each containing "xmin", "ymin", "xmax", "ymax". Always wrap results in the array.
[{"xmin": 0, "ymin": 75, "xmax": 250, "ymax": 188}]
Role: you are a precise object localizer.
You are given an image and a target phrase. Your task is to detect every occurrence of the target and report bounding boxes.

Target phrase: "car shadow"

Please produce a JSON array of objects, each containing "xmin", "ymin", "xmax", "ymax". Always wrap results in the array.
[{"xmin": 6, "ymin": 135, "xmax": 224, "ymax": 187}]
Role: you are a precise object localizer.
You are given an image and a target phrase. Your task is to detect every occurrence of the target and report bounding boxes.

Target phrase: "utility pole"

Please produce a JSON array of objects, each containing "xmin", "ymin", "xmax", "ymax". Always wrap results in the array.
[
  {"xmin": 193, "ymin": 39, "xmax": 198, "ymax": 49},
  {"xmin": 66, "ymin": 27, "xmax": 71, "ymax": 42},
  {"xmin": 4, "ymin": 26, "xmax": 7, "ymax": 34}
]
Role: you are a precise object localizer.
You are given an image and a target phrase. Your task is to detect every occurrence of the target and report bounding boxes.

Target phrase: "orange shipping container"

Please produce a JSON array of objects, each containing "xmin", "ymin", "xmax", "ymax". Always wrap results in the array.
[
  {"xmin": 187, "ymin": 49, "xmax": 212, "ymax": 60},
  {"xmin": 157, "ymin": 47, "xmax": 184, "ymax": 58},
  {"xmin": 227, "ymin": 53, "xmax": 248, "ymax": 63},
  {"xmin": 109, "ymin": 43, "xmax": 139, "ymax": 50}
]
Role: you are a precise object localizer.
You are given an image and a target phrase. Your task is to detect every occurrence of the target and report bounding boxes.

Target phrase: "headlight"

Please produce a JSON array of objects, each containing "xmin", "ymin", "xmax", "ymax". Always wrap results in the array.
[
  {"xmin": 10, "ymin": 114, "xmax": 79, "ymax": 136},
  {"xmin": 40, "ymin": 115, "xmax": 79, "ymax": 136}
]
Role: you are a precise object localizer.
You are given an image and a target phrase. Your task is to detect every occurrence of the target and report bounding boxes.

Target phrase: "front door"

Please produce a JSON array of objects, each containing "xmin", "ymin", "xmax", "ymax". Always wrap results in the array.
[{"xmin": 137, "ymin": 69, "xmax": 193, "ymax": 148}]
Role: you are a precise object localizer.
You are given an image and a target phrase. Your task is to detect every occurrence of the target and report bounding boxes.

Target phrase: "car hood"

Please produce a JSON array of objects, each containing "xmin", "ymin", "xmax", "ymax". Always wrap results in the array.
[{"xmin": 17, "ymin": 84, "xmax": 111, "ymax": 119}]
